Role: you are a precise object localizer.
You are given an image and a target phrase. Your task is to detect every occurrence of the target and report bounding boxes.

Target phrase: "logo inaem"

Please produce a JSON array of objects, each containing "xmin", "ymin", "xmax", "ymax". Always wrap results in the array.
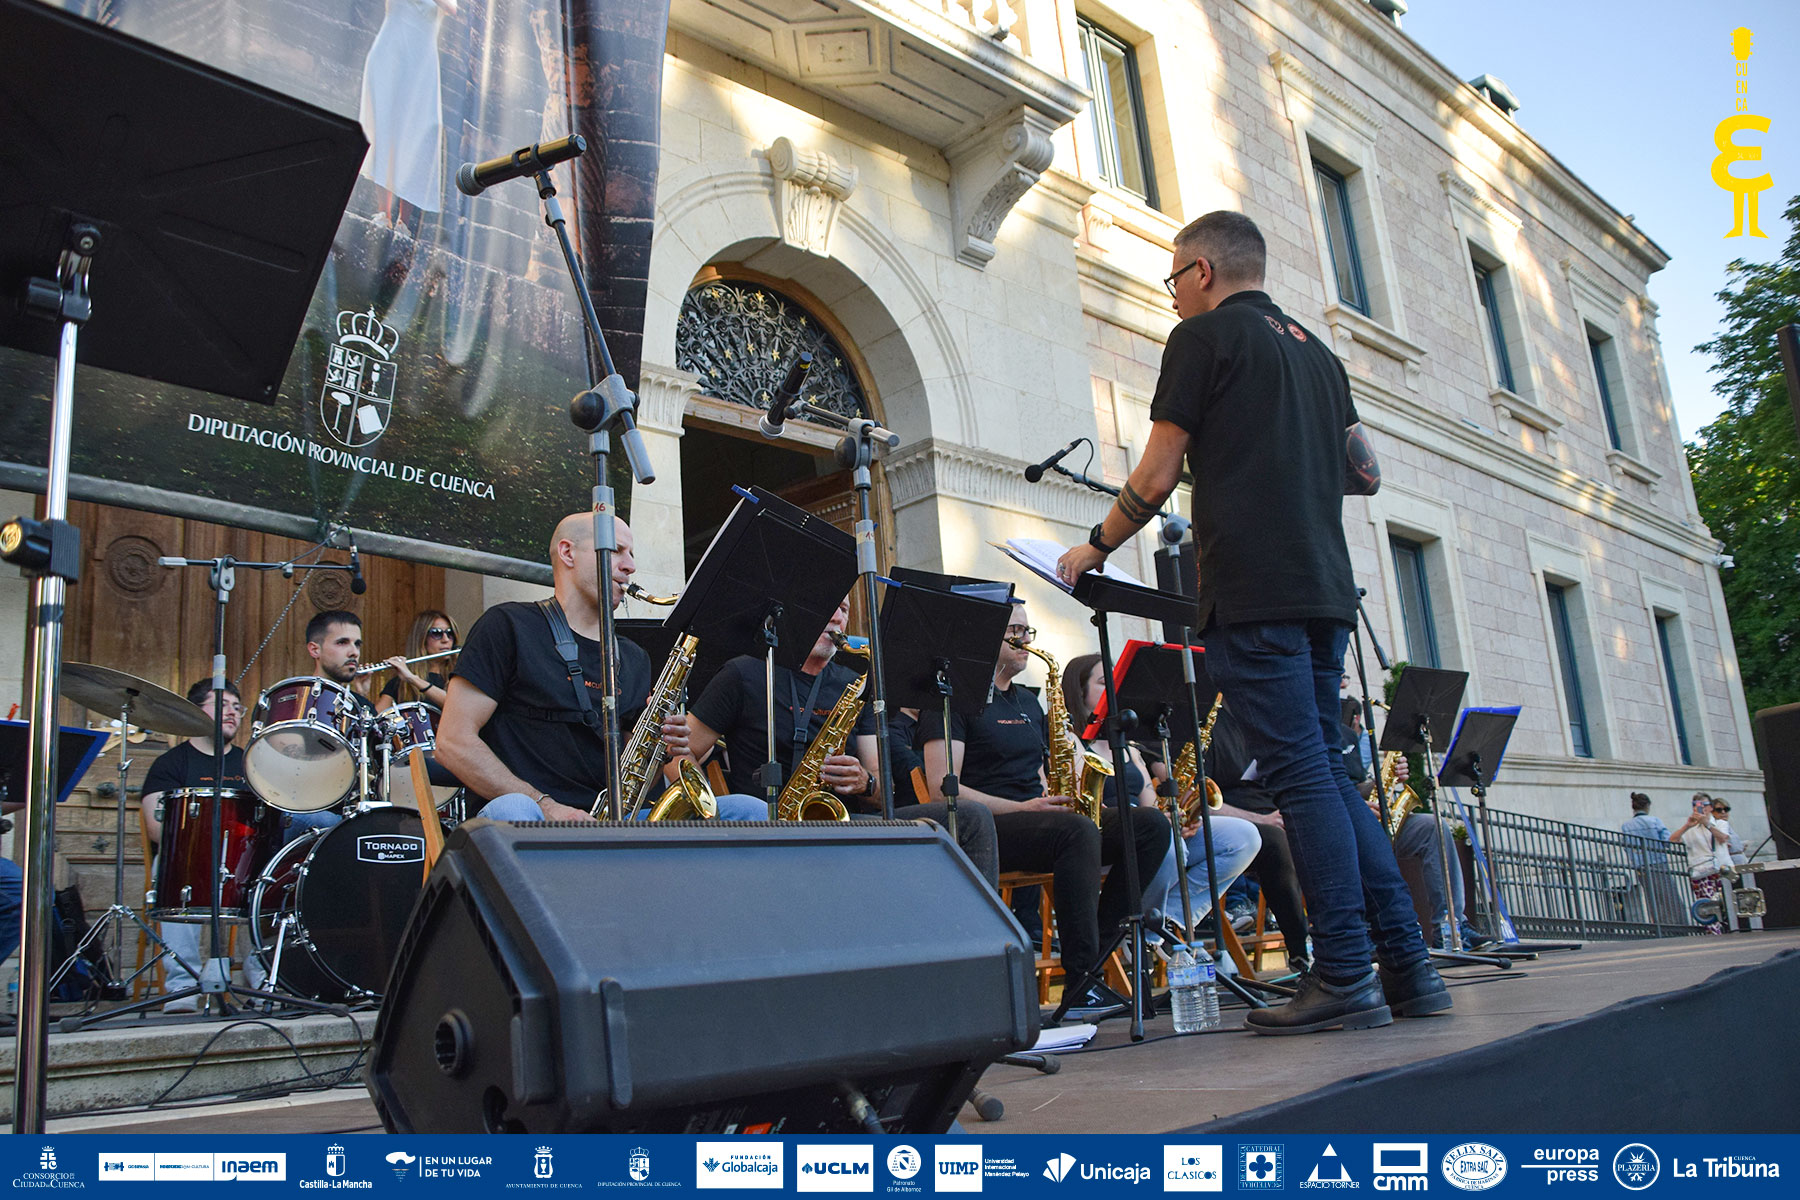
[{"xmin": 1044, "ymin": 1154, "xmax": 1077, "ymax": 1183}]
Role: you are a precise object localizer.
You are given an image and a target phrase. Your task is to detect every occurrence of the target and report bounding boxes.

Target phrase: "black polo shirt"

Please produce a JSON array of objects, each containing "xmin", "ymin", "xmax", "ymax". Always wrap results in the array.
[
  {"xmin": 918, "ymin": 683, "xmax": 1046, "ymax": 803},
  {"xmin": 689, "ymin": 655, "xmax": 875, "ymax": 799},
  {"xmin": 1149, "ymin": 290, "xmax": 1360, "ymax": 628}
]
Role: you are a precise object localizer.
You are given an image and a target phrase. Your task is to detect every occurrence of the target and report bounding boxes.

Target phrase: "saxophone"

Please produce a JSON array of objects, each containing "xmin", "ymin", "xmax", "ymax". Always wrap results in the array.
[
  {"xmin": 1378, "ymin": 751, "xmax": 1424, "ymax": 837},
  {"xmin": 774, "ymin": 632, "xmax": 861, "ymax": 821},
  {"xmin": 599, "ymin": 633, "xmax": 715, "ymax": 820},
  {"xmin": 1015, "ymin": 641, "xmax": 1111, "ymax": 824},
  {"xmin": 1175, "ymin": 694, "xmax": 1226, "ymax": 823}
]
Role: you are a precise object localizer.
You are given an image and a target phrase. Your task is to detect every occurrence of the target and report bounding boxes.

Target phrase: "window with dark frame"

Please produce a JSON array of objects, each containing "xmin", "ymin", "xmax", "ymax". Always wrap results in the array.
[
  {"xmin": 1390, "ymin": 536, "xmax": 1442, "ymax": 669},
  {"xmin": 1474, "ymin": 260, "xmax": 1517, "ymax": 394},
  {"xmin": 1588, "ymin": 333, "xmax": 1624, "ymax": 451},
  {"xmin": 1546, "ymin": 583, "xmax": 1593, "ymax": 758},
  {"xmin": 1656, "ymin": 615, "xmax": 1693, "ymax": 766},
  {"xmin": 1313, "ymin": 160, "xmax": 1369, "ymax": 315},
  {"xmin": 1076, "ymin": 19, "xmax": 1158, "ymax": 208}
]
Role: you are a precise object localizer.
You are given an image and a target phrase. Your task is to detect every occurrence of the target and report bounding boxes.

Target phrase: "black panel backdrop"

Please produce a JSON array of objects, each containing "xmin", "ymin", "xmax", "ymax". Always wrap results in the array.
[{"xmin": 0, "ymin": 0, "xmax": 668, "ymax": 581}]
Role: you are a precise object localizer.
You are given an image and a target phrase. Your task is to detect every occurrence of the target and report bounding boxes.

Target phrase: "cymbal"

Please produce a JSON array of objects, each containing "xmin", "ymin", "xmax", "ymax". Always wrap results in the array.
[{"xmin": 59, "ymin": 662, "xmax": 214, "ymax": 738}]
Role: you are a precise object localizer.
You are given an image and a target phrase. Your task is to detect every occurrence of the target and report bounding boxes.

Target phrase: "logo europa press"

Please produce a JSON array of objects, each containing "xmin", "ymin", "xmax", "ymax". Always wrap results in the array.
[{"xmin": 1613, "ymin": 1145, "xmax": 1660, "ymax": 1190}]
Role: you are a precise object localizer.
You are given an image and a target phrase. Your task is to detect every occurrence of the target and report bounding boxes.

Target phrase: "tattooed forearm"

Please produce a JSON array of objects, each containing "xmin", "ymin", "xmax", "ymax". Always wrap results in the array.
[
  {"xmin": 1344, "ymin": 422, "xmax": 1381, "ymax": 496},
  {"xmin": 1119, "ymin": 480, "xmax": 1158, "ymax": 525}
]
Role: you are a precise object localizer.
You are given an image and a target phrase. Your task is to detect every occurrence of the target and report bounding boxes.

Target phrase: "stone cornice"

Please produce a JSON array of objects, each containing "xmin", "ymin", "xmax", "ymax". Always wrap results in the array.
[
  {"xmin": 637, "ymin": 362, "xmax": 701, "ymax": 434},
  {"xmin": 886, "ymin": 437, "xmax": 1112, "ymax": 528},
  {"xmin": 1500, "ymin": 754, "xmax": 1761, "ymax": 787},
  {"xmin": 1270, "ymin": 48, "xmax": 1381, "ymax": 145},
  {"xmin": 1440, "ymin": 170, "xmax": 1523, "ymax": 237},
  {"xmin": 1561, "ymin": 256, "xmax": 1627, "ymax": 320}
]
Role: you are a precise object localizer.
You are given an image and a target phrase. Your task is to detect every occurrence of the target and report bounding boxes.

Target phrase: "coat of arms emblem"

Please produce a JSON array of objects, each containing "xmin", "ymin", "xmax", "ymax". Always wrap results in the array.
[{"xmin": 321, "ymin": 307, "xmax": 399, "ymax": 448}]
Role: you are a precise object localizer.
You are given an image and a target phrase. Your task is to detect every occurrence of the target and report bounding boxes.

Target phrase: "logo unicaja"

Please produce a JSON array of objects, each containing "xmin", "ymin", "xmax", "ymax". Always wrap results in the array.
[{"xmin": 1045, "ymin": 1154, "xmax": 1076, "ymax": 1183}]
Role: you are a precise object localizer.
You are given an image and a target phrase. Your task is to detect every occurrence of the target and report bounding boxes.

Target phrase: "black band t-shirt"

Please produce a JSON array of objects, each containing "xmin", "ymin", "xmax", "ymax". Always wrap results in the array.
[
  {"xmin": 918, "ymin": 683, "xmax": 1046, "ymax": 803},
  {"xmin": 688, "ymin": 655, "xmax": 874, "ymax": 799},
  {"xmin": 380, "ymin": 671, "xmax": 447, "ymax": 706},
  {"xmin": 141, "ymin": 742, "xmax": 248, "ymax": 799},
  {"xmin": 1148, "ymin": 290, "xmax": 1360, "ymax": 628},
  {"xmin": 452, "ymin": 602, "xmax": 653, "ymax": 808}
]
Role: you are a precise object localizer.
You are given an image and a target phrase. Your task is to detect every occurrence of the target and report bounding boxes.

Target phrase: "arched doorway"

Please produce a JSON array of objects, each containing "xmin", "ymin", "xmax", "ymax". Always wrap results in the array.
[{"xmin": 674, "ymin": 266, "xmax": 897, "ymax": 625}]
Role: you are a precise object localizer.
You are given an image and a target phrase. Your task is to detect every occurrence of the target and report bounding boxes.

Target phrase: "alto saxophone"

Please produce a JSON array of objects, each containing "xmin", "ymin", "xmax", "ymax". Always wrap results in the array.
[
  {"xmin": 599, "ymin": 633, "xmax": 716, "ymax": 820},
  {"xmin": 1378, "ymin": 751, "xmax": 1424, "ymax": 838},
  {"xmin": 1014, "ymin": 641, "xmax": 1111, "ymax": 824},
  {"xmin": 1176, "ymin": 693, "xmax": 1227, "ymax": 823},
  {"xmin": 775, "ymin": 632, "xmax": 862, "ymax": 821}
]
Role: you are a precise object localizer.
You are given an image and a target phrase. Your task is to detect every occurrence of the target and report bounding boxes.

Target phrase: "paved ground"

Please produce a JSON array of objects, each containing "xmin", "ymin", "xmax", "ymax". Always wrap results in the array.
[{"xmin": 38, "ymin": 929, "xmax": 1800, "ymax": 1135}]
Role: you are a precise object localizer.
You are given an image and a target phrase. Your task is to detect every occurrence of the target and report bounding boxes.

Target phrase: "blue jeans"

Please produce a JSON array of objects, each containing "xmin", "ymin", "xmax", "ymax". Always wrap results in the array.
[
  {"xmin": 1201, "ymin": 619, "xmax": 1428, "ymax": 979},
  {"xmin": 477, "ymin": 793, "xmax": 770, "ymax": 821},
  {"xmin": 0, "ymin": 856, "xmax": 21, "ymax": 963},
  {"xmin": 1143, "ymin": 813, "xmax": 1262, "ymax": 933},
  {"xmin": 282, "ymin": 809, "xmax": 343, "ymax": 844}
]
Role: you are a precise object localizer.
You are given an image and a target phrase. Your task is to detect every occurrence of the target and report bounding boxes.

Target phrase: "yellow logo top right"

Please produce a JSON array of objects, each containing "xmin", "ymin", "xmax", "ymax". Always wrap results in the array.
[{"xmin": 1714, "ymin": 27, "xmax": 1772, "ymax": 238}]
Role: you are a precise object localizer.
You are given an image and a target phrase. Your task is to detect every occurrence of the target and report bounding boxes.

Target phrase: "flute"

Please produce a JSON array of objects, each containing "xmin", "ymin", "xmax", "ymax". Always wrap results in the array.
[{"xmin": 353, "ymin": 647, "xmax": 460, "ymax": 676}]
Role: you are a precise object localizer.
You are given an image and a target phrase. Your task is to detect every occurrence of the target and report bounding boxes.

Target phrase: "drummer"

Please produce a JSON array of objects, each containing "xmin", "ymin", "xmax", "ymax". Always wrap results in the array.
[{"xmin": 139, "ymin": 680, "xmax": 263, "ymax": 1012}]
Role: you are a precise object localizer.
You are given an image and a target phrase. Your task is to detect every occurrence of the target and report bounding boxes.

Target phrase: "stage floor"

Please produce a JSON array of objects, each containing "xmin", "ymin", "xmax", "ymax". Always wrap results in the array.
[{"xmin": 36, "ymin": 929, "xmax": 1800, "ymax": 1136}]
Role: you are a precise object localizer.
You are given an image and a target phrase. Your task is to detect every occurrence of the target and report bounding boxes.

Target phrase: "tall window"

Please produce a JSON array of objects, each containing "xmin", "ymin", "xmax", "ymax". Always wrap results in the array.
[
  {"xmin": 1474, "ymin": 260, "xmax": 1516, "ymax": 393},
  {"xmin": 1656, "ymin": 616, "xmax": 1693, "ymax": 766},
  {"xmin": 1588, "ymin": 333, "xmax": 1623, "ymax": 450},
  {"xmin": 1077, "ymin": 19, "xmax": 1157, "ymax": 207},
  {"xmin": 1314, "ymin": 160, "xmax": 1369, "ymax": 314},
  {"xmin": 1390, "ymin": 536, "xmax": 1442, "ymax": 668},
  {"xmin": 1546, "ymin": 583, "xmax": 1592, "ymax": 758}
]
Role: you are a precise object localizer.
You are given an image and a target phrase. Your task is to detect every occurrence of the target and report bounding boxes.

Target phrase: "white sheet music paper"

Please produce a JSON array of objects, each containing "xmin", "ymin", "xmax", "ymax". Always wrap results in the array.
[
  {"xmin": 993, "ymin": 538, "xmax": 1149, "ymax": 595},
  {"xmin": 1031, "ymin": 1022, "xmax": 1099, "ymax": 1052}
]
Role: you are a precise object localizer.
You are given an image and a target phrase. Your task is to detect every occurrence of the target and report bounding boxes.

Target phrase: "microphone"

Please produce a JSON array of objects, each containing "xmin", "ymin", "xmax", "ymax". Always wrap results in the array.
[
  {"xmin": 1024, "ymin": 438, "xmax": 1082, "ymax": 483},
  {"xmin": 349, "ymin": 538, "xmax": 367, "ymax": 595},
  {"xmin": 758, "ymin": 353, "xmax": 813, "ymax": 439},
  {"xmin": 456, "ymin": 134, "xmax": 586, "ymax": 196}
]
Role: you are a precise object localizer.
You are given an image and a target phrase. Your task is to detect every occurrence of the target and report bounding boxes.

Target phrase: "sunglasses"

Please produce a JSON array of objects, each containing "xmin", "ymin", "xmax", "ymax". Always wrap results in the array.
[{"xmin": 426, "ymin": 627, "xmax": 456, "ymax": 639}]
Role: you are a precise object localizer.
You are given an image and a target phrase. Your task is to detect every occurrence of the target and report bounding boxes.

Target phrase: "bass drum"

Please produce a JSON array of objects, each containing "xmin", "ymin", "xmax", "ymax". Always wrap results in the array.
[{"xmin": 249, "ymin": 807, "xmax": 426, "ymax": 1000}]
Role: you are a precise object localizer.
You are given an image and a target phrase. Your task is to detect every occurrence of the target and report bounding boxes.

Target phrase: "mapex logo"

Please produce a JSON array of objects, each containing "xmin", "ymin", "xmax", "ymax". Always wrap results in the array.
[
  {"xmin": 1441, "ymin": 1145, "xmax": 1506, "ymax": 1193},
  {"xmin": 1163, "ymin": 1145, "xmax": 1224, "ymax": 1192},
  {"xmin": 933, "ymin": 1145, "xmax": 982, "ymax": 1193},
  {"xmin": 628, "ymin": 1148, "xmax": 650, "ymax": 1183},
  {"xmin": 1372, "ymin": 1144, "xmax": 1430, "ymax": 1191},
  {"xmin": 358, "ymin": 835, "xmax": 424, "ymax": 864},
  {"xmin": 97, "ymin": 1154, "xmax": 285, "ymax": 1182},
  {"xmin": 1302, "ymin": 1145, "xmax": 1357, "ymax": 1189},
  {"xmin": 796, "ymin": 1145, "xmax": 873, "ymax": 1193},
  {"xmin": 1519, "ymin": 1148, "xmax": 1599, "ymax": 1185},
  {"xmin": 1241, "ymin": 1146, "xmax": 1284, "ymax": 1191},
  {"xmin": 1043, "ymin": 1154, "xmax": 1150, "ymax": 1185},
  {"xmin": 322, "ymin": 309, "xmax": 399, "ymax": 449},
  {"xmin": 887, "ymin": 1147, "xmax": 922, "ymax": 1181},
  {"xmin": 696, "ymin": 1143, "xmax": 783, "ymax": 1190},
  {"xmin": 1612, "ymin": 1145, "xmax": 1660, "ymax": 1191}
]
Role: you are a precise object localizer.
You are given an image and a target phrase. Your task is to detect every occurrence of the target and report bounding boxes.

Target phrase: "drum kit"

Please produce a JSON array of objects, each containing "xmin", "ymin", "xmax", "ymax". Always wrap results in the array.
[{"xmin": 55, "ymin": 662, "xmax": 456, "ymax": 1019}]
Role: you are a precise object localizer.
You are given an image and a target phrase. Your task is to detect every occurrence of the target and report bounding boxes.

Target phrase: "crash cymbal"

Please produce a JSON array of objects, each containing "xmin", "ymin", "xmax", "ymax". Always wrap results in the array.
[{"xmin": 59, "ymin": 662, "xmax": 213, "ymax": 738}]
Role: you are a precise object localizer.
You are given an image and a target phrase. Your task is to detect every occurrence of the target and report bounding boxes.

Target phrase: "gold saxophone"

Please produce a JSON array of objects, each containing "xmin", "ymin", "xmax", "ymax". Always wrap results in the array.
[
  {"xmin": 599, "ymin": 633, "xmax": 717, "ymax": 820},
  {"xmin": 1175, "ymin": 695, "xmax": 1226, "ymax": 822},
  {"xmin": 1015, "ymin": 641, "xmax": 1111, "ymax": 824},
  {"xmin": 1378, "ymin": 751, "xmax": 1424, "ymax": 837},
  {"xmin": 774, "ymin": 632, "xmax": 861, "ymax": 821}
]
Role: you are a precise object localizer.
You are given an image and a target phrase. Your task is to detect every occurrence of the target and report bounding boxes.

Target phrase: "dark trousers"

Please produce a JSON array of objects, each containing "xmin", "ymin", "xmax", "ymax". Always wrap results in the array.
[
  {"xmin": 994, "ymin": 804, "xmax": 1171, "ymax": 982},
  {"xmin": 890, "ymin": 801, "xmax": 999, "ymax": 890},
  {"xmin": 1246, "ymin": 824, "xmax": 1310, "ymax": 961}
]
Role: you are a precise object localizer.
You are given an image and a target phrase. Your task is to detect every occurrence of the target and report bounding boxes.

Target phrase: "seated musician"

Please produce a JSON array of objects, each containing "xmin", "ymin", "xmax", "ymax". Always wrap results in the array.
[
  {"xmin": 375, "ymin": 609, "xmax": 457, "ymax": 713},
  {"xmin": 684, "ymin": 596, "xmax": 999, "ymax": 886},
  {"xmin": 1365, "ymin": 751, "xmax": 1487, "ymax": 950},
  {"xmin": 919, "ymin": 598, "xmax": 1171, "ymax": 1018},
  {"xmin": 1060, "ymin": 654, "xmax": 1262, "ymax": 945},
  {"xmin": 435, "ymin": 514, "xmax": 766, "ymax": 822}
]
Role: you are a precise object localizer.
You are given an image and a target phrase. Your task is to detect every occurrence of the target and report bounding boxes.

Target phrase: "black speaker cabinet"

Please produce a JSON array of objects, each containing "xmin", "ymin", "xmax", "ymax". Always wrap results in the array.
[
  {"xmin": 1755, "ymin": 703, "xmax": 1800, "ymax": 859},
  {"xmin": 368, "ymin": 819, "xmax": 1039, "ymax": 1133}
]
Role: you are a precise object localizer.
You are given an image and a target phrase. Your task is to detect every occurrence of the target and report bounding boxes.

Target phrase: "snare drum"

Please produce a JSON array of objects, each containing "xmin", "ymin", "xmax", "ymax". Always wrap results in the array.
[
  {"xmin": 248, "ymin": 807, "xmax": 427, "ymax": 1000},
  {"xmin": 380, "ymin": 702, "xmax": 437, "ymax": 760},
  {"xmin": 245, "ymin": 677, "xmax": 362, "ymax": 812},
  {"xmin": 152, "ymin": 787, "xmax": 283, "ymax": 921}
]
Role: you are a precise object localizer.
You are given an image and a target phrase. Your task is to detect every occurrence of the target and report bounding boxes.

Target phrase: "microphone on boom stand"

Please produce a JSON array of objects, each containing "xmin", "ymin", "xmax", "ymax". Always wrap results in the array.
[
  {"xmin": 758, "ymin": 353, "xmax": 813, "ymax": 439},
  {"xmin": 456, "ymin": 134, "xmax": 586, "ymax": 196},
  {"xmin": 1024, "ymin": 438, "xmax": 1084, "ymax": 482}
]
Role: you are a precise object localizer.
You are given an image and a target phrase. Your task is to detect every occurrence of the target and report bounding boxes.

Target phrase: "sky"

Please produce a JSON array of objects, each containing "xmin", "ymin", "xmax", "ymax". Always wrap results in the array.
[{"xmin": 1396, "ymin": 0, "xmax": 1800, "ymax": 446}]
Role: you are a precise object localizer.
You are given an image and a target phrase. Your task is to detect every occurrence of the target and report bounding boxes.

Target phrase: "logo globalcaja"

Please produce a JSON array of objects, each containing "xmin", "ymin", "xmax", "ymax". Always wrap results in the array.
[
  {"xmin": 796, "ymin": 1145, "xmax": 874, "ymax": 1193},
  {"xmin": 1440, "ymin": 1145, "xmax": 1506, "ymax": 1193},
  {"xmin": 1164, "ymin": 1145, "xmax": 1224, "ymax": 1192},
  {"xmin": 933, "ymin": 1144, "xmax": 981, "ymax": 1193},
  {"xmin": 1612, "ymin": 1145, "xmax": 1660, "ymax": 1191},
  {"xmin": 1301, "ymin": 1145, "xmax": 1357, "ymax": 1189},
  {"xmin": 696, "ymin": 1143, "xmax": 783, "ymax": 1191},
  {"xmin": 629, "ymin": 1147, "xmax": 650, "ymax": 1183},
  {"xmin": 887, "ymin": 1147, "xmax": 922, "ymax": 1181},
  {"xmin": 1241, "ymin": 1145, "xmax": 1284, "ymax": 1191},
  {"xmin": 1372, "ymin": 1145, "xmax": 1428, "ymax": 1192}
]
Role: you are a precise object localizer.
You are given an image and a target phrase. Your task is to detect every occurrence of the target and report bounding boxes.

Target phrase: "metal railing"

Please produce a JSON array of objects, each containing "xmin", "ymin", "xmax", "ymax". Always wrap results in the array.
[{"xmin": 1460, "ymin": 805, "xmax": 1698, "ymax": 939}]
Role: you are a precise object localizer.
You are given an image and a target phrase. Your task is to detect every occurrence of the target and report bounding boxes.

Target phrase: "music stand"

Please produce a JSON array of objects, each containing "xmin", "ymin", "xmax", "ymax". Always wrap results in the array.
[
  {"xmin": 0, "ymin": 0, "xmax": 365, "ymax": 1133},
  {"xmin": 662, "ymin": 486, "xmax": 857, "ymax": 811},
  {"xmin": 878, "ymin": 576, "xmax": 1013, "ymax": 840}
]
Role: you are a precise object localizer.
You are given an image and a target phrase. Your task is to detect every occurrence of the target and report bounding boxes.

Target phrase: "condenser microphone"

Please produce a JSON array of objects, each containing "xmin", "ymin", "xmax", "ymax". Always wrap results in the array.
[
  {"xmin": 349, "ymin": 538, "xmax": 367, "ymax": 595},
  {"xmin": 1024, "ymin": 438, "xmax": 1082, "ymax": 483},
  {"xmin": 456, "ymin": 134, "xmax": 586, "ymax": 196},
  {"xmin": 758, "ymin": 353, "xmax": 813, "ymax": 439}
]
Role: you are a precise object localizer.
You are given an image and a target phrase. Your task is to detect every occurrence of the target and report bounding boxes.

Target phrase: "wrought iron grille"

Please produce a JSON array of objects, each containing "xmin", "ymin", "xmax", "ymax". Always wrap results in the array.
[
  {"xmin": 675, "ymin": 280, "xmax": 867, "ymax": 422},
  {"xmin": 1459, "ymin": 803, "xmax": 1699, "ymax": 939}
]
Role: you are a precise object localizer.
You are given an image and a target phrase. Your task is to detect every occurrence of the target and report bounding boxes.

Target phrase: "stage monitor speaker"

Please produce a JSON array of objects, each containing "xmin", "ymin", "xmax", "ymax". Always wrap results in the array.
[
  {"xmin": 368, "ymin": 819, "xmax": 1039, "ymax": 1133},
  {"xmin": 1754, "ymin": 703, "xmax": 1800, "ymax": 859}
]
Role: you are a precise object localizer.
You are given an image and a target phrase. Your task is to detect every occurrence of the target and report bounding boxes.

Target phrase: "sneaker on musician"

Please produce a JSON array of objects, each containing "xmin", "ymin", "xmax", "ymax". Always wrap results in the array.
[
  {"xmin": 161, "ymin": 995, "xmax": 199, "ymax": 1015},
  {"xmin": 1226, "ymin": 901, "xmax": 1257, "ymax": 933},
  {"xmin": 1377, "ymin": 957, "xmax": 1453, "ymax": 1018},
  {"xmin": 1062, "ymin": 981, "xmax": 1130, "ymax": 1021},
  {"xmin": 1244, "ymin": 967, "xmax": 1391, "ymax": 1035},
  {"xmin": 242, "ymin": 955, "xmax": 268, "ymax": 991}
]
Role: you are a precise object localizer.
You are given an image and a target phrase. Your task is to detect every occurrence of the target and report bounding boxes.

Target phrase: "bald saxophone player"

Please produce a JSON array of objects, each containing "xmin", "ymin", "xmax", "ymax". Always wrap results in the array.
[{"xmin": 434, "ymin": 513, "xmax": 767, "ymax": 822}]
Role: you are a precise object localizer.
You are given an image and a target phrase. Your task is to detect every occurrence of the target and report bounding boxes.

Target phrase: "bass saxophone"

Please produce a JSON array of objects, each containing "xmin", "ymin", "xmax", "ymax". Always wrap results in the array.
[
  {"xmin": 775, "ymin": 632, "xmax": 862, "ymax": 821},
  {"xmin": 1015, "ymin": 641, "xmax": 1111, "ymax": 824},
  {"xmin": 596, "ymin": 633, "xmax": 717, "ymax": 820},
  {"xmin": 1175, "ymin": 694, "xmax": 1226, "ymax": 823}
]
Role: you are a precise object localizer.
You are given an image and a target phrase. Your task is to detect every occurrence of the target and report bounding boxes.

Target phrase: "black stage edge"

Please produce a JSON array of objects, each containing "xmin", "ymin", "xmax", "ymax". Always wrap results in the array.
[{"xmin": 1187, "ymin": 949, "xmax": 1800, "ymax": 1134}]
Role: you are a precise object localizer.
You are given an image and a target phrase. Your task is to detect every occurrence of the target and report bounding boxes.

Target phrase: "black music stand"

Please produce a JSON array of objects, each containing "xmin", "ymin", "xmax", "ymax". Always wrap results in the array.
[
  {"xmin": 878, "ymin": 576, "xmax": 1013, "ymax": 840},
  {"xmin": 662, "ymin": 487, "xmax": 856, "ymax": 811},
  {"xmin": 0, "ymin": 0, "xmax": 365, "ymax": 1133}
]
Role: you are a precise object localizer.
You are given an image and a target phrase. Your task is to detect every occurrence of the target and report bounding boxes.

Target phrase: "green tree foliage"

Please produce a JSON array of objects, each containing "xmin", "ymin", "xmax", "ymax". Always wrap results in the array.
[{"xmin": 1690, "ymin": 193, "xmax": 1800, "ymax": 716}]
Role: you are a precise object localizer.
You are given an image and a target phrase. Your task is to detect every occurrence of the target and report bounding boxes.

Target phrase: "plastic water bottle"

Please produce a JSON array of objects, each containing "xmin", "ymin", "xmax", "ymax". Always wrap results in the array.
[
  {"xmin": 1169, "ymin": 945, "xmax": 1220, "ymax": 1033},
  {"xmin": 1438, "ymin": 916, "xmax": 1457, "ymax": 950}
]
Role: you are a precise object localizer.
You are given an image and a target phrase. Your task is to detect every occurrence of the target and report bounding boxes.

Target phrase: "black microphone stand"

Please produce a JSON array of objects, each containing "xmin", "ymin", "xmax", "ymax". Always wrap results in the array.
[{"xmin": 533, "ymin": 163, "xmax": 655, "ymax": 820}]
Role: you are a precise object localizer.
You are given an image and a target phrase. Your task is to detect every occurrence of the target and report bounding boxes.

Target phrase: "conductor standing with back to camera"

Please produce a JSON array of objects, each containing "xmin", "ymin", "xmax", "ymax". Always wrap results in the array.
[{"xmin": 1057, "ymin": 210, "xmax": 1446, "ymax": 1034}]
